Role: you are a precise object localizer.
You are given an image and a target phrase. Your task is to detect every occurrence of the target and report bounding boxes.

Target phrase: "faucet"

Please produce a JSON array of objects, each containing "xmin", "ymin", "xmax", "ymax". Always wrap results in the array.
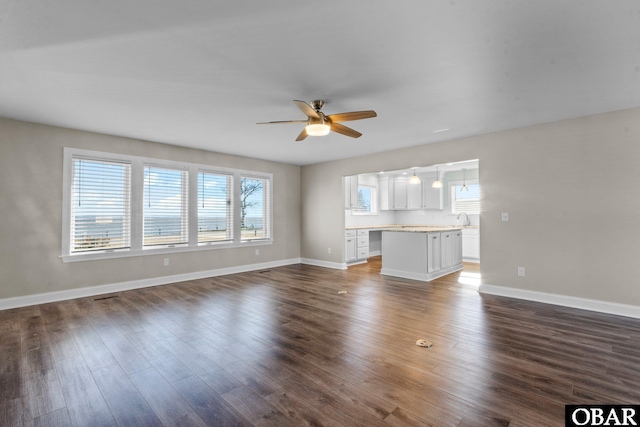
[{"xmin": 457, "ymin": 212, "xmax": 470, "ymax": 226}]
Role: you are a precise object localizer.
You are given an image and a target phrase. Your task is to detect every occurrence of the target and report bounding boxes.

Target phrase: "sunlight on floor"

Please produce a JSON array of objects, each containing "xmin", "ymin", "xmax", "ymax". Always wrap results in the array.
[{"xmin": 458, "ymin": 271, "xmax": 481, "ymax": 289}]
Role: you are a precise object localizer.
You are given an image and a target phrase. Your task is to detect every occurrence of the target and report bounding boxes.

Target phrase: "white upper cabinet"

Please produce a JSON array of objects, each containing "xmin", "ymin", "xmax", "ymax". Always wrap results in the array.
[
  {"xmin": 422, "ymin": 176, "xmax": 443, "ymax": 210},
  {"xmin": 378, "ymin": 176, "xmax": 390, "ymax": 210},
  {"xmin": 378, "ymin": 174, "xmax": 443, "ymax": 211},
  {"xmin": 344, "ymin": 175, "xmax": 359, "ymax": 210},
  {"xmin": 407, "ymin": 179, "xmax": 422, "ymax": 210},
  {"xmin": 393, "ymin": 177, "xmax": 408, "ymax": 210}
]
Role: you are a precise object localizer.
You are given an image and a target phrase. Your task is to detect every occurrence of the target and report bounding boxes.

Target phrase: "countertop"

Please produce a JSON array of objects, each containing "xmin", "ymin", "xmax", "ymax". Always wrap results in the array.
[{"xmin": 346, "ymin": 224, "xmax": 475, "ymax": 232}]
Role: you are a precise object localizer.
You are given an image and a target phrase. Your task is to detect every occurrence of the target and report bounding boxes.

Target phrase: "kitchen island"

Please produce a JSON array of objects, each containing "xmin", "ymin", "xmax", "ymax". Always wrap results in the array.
[{"xmin": 380, "ymin": 226, "xmax": 463, "ymax": 282}]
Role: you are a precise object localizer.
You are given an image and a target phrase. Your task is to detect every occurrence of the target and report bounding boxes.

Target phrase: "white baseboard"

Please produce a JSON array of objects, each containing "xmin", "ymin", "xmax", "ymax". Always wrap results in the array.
[
  {"xmin": 463, "ymin": 258, "xmax": 480, "ymax": 263},
  {"xmin": 0, "ymin": 258, "xmax": 302, "ymax": 311},
  {"xmin": 369, "ymin": 250, "xmax": 381, "ymax": 257},
  {"xmin": 480, "ymin": 283, "xmax": 640, "ymax": 319},
  {"xmin": 300, "ymin": 258, "xmax": 347, "ymax": 270},
  {"xmin": 381, "ymin": 264, "xmax": 463, "ymax": 283}
]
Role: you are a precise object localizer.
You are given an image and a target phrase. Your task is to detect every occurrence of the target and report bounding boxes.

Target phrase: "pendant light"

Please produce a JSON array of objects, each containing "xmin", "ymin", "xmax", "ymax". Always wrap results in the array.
[
  {"xmin": 409, "ymin": 168, "xmax": 421, "ymax": 185},
  {"xmin": 461, "ymin": 168, "xmax": 469, "ymax": 191},
  {"xmin": 432, "ymin": 165, "xmax": 442, "ymax": 188}
]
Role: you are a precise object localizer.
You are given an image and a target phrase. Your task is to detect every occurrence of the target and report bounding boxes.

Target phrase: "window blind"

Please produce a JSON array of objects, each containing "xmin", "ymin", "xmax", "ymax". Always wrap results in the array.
[
  {"xmin": 240, "ymin": 176, "xmax": 270, "ymax": 241},
  {"xmin": 451, "ymin": 183, "xmax": 481, "ymax": 214},
  {"xmin": 198, "ymin": 172, "xmax": 233, "ymax": 243},
  {"xmin": 71, "ymin": 158, "xmax": 131, "ymax": 252},
  {"xmin": 356, "ymin": 185, "xmax": 374, "ymax": 213},
  {"xmin": 143, "ymin": 166, "xmax": 188, "ymax": 247}
]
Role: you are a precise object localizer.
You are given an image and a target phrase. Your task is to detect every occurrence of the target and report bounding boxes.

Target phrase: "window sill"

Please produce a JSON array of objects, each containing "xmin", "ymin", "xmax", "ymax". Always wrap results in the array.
[{"xmin": 61, "ymin": 239, "xmax": 273, "ymax": 263}]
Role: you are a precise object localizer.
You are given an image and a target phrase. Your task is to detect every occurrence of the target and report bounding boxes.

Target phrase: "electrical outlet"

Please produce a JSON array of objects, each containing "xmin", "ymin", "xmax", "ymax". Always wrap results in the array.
[
  {"xmin": 255, "ymin": 249, "xmax": 260, "ymax": 256},
  {"xmin": 163, "ymin": 258, "xmax": 169, "ymax": 266},
  {"xmin": 502, "ymin": 212, "xmax": 509, "ymax": 221},
  {"xmin": 517, "ymin": 267, "xmax": 525, "ymax": 277},
  {"xmin": 328, "ymin": 248, "xmax": 332, "ymax": 254}
]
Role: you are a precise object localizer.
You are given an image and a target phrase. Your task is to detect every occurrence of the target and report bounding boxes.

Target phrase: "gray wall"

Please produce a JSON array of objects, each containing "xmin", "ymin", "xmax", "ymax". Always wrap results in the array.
[
  {"xmin": 301, "ymin": 107, "xmax": 640, "ymax": 306},
  {"xmin": 0, "ymin": 118, "xmax": 301, "ymax": 299},
  {"xmin": 4, "ymin": 106, "xmax": 640, "ymax": 308}
]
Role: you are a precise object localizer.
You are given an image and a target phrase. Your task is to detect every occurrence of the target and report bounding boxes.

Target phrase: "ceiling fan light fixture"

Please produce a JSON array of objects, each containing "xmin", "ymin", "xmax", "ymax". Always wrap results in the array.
[
  {"xmin": 305, "ymin": 117, "xmax": 330, "ymax": 136},
  {"xmin": 305, "ymin": 123, "xmax": 330, "ymax": 136},
  {"xmin": 258, "ymin": 100, "xmax": 376, "ymax": 141}
]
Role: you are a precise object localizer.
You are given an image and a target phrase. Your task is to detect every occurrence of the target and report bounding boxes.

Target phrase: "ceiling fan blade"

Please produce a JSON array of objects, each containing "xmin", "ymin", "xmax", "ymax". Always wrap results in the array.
[
  {"xmin": 295, "ymin": 128, "xmax": 308, "ymax": 142},
  {"xmin": 330, "ymin": 122, "xmax": 362, "ymax": 138},
  {"xmin": 293, "ymin": 100, "xmax": 320, "ymax": 119},
  {"xmin": 256, "ymin": 120, "xmax": 308, "ymax": 124},
  {"xmin": 326, "ymin": 110, "xmax": 377, "ymax": 123}
]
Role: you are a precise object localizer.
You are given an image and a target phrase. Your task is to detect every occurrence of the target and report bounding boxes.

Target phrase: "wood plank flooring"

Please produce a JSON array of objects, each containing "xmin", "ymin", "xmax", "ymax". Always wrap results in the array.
[{"xmin": 2, "ymin": 257, "xmax": 640, "ymax": 426}]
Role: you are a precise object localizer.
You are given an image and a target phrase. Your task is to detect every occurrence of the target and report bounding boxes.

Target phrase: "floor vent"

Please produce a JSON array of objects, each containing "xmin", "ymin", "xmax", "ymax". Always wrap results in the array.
[{"xmin": 93, "ymin": 295, "xmax": 120, "ymax": 301}]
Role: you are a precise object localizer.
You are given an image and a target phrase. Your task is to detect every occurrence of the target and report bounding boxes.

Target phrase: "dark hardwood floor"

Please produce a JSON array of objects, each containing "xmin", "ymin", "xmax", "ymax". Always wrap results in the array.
[{"xmin": 2, "ymin": 257, "xmax": 640, "ymax": 426}]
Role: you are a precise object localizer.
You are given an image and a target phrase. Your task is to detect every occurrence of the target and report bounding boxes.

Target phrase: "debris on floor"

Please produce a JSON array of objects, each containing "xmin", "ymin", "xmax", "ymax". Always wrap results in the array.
[
  {"xmin": 337, "ymin": 290, "xmax": 348, "ymax": 295},
  {"xmin": 415, "ymin": 339, "xmax": 432, "ymax": 348}
]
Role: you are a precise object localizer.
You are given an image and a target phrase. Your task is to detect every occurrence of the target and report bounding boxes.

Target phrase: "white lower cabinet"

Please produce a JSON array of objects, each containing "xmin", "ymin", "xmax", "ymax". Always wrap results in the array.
[
  {"xmin": 357, "ymin": 230, "xmax": 369, "ymax": 260},
  {"xmin": 346, "ymin": 229, "xmax": 369, "ymax": 264},
  {"xmin": 462, "ymin": 228, "xmax": 480, "ymax": 261},
  {"xmin": 345, "ymin": 230, "xmax": 357, "ymax": 263}
]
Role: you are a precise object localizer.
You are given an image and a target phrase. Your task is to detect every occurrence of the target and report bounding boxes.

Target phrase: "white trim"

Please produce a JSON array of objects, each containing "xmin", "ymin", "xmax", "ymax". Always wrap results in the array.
[
  {"xmin": 61, "ymin": 239, "xmax": 273, "ymax": 263},
  {"xmin": 300, "ymin": 258, "xmax": 347, "ymax": 270},
  {"xmin": 369, "ymin": 250, "xmax": 381, "ymax": 257},
  {"xmin": 0, "ymin": 258, "xmax": 301, "ymax": 311},
  {"xmin": 381, "ymin": 264, "xmax": 463, "ymax": 282},
  {"xmin": 479, "ymin": 283, "xmax": 640, "ymax": 320}
]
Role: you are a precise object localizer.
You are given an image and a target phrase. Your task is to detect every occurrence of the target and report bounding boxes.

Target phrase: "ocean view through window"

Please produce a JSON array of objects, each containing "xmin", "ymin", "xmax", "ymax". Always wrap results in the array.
[
  {"xmin": 240, "ymin": 176, "xmax": 270, "ymax": 241},
  {"xmin": 62, "ymin": 148, "xmax": 273, "ymax": 261},
  {"xmin": 71, "ymin": 158, "xmax": 131, "ymax": 252},
  {"xmin": 143, "ymin": 166, "xmax": 188, "ymax": 247},
  {"xmin": 198, "ymin": 171, "xmax": 233, "ymax": 243}
]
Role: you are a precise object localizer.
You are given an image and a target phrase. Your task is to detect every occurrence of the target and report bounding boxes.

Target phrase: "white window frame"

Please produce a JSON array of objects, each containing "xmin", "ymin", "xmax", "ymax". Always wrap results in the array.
[
  {"xmin": 449, "ymin": 179, "xmax": 480, "ymax": 215},
  {"xmin": 240, "ymin": 175, "xmax": 271, "ymax": 242},
  {"xmin": 352, "ymin": 184, "xmax": 378, "ymax": 215},
  {"xmin": 61, "ymin": 148, "xmax": 273, "ymax": 262},
  {"xmin": 69, "ymin": 156, "xmax": 132, "ymax": 254},
  {"xmin": 142, "ymin": 164, "xmax": 190, "ymax": 248},
  {"xmin": 197, "ymin": 170, "xmax": 234, "ymax": 244}
]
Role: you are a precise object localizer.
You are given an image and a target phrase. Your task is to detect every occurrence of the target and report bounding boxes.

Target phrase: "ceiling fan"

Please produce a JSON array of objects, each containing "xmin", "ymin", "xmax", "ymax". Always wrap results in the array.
[{"xmin": 257, "ymin": 100, "xmax": 377, "ymax": 142}]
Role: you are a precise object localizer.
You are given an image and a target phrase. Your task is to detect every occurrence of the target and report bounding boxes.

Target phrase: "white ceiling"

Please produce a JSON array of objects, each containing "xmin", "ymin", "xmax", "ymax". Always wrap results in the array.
[{"xmin": 1, "ymin": 1, "xmax": 639, "ymax": 165}]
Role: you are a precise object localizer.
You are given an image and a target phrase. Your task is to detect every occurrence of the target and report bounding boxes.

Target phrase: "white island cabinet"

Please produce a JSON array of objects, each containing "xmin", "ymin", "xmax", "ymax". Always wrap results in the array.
[{"xmin": 381, "ymin": 228, "xmax": 463, "ymax": 282}]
